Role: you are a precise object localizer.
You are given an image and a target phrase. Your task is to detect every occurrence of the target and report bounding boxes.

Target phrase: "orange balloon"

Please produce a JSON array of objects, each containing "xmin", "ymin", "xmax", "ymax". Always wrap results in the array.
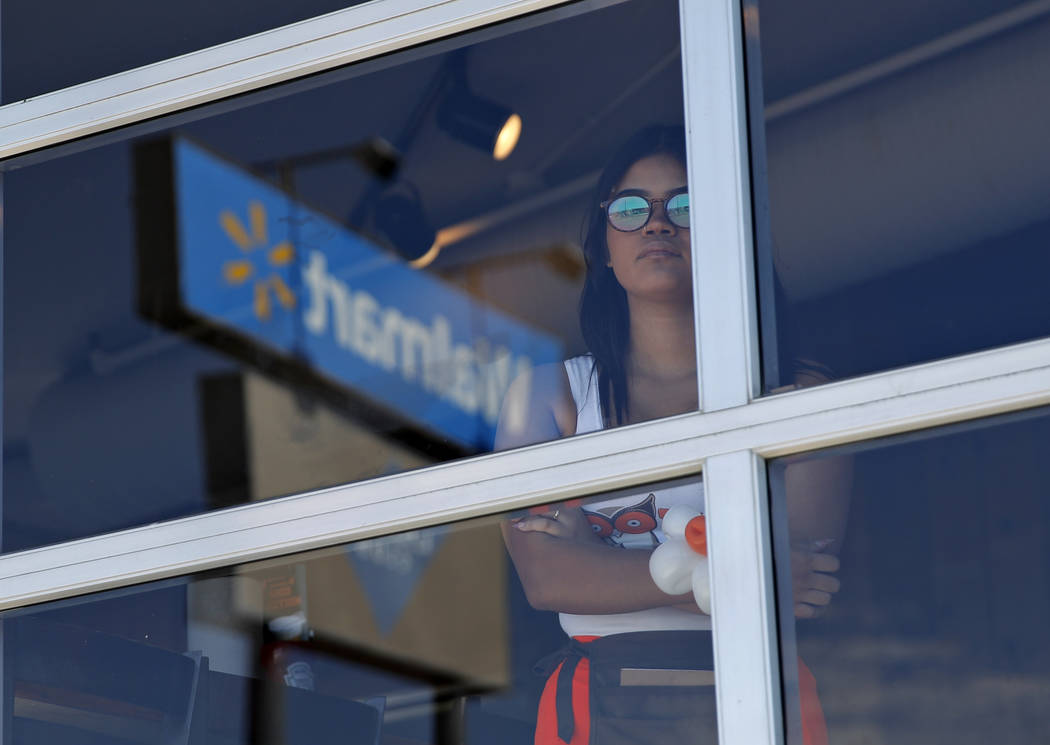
[{"xmin": 685, "ymin": 515, "xmax": 707, "ymax": 556}]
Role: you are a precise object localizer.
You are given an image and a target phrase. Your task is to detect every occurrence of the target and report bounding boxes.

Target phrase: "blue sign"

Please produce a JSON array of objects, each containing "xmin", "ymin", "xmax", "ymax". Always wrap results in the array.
[{"xmin": 172, "ymin": 138, "xmax": 562, "ymax": 449}]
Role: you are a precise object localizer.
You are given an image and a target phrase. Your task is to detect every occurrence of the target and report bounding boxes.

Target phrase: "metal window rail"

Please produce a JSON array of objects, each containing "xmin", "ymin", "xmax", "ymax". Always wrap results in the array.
[
  {"xmin": 0, "ymin": 0, "xmax": 571, "ymax": 159},
  {"xmin": 0, "ymin": 336, "xmax": 1044, "ymax": 610}
]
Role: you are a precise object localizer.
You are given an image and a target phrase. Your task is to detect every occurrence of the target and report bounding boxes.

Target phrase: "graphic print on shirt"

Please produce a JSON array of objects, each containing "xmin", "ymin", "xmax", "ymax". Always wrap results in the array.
[{"xmin": 582, "ymin": 492, "xmax": 662, "ymax": 548}]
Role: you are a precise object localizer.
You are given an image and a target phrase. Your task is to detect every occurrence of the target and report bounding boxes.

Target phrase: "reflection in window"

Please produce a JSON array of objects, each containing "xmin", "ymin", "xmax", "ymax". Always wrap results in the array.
[
  {"xmin": 1, "ymin": 481, "xmax": 715, "ymax": 745},
  {"xmin": 1, "ymin": 0, "xmax": 687, "ymax": 552},
  {"xmin": 748, "ymin": 1, "xmax": 1050, "ymax": 390},
  {"xmin": 770, "ymin": 407, "xmax": 1050, "ymax": 744}
]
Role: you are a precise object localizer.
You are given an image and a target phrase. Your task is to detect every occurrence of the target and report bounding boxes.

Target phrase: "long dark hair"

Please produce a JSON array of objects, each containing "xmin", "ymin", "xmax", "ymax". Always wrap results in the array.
[{"xmin": 579, "ymin": 125, "xmax": 688, "ymax": 426}]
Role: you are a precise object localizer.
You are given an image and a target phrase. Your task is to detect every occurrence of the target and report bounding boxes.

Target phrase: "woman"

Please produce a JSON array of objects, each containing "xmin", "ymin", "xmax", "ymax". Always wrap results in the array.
[{"xmin": 496, "ymin": 126, "xmax": 844, "ymax": 745}]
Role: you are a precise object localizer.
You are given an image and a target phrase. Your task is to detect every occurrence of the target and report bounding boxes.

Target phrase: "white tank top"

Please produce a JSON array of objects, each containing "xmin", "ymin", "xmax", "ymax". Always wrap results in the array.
[{"xmin": 559, "ymin": 356, "xmax": 711, "ymax": 636}]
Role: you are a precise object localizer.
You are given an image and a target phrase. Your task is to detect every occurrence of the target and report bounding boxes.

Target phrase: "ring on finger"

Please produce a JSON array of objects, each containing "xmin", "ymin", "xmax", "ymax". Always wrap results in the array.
[{"xmin": 551, "ymin": 509, "xmax": 560, "ymax": 520}]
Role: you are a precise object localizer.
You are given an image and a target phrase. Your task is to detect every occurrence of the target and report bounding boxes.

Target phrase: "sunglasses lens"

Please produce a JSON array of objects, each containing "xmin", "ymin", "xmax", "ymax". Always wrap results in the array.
[
  {"xmin": 666, "ymin": 193, "xmax": 690, "ymax": 228},
  {"xmin": 607, "ymin": 195, "xmax": 651, "ymax": 231}
]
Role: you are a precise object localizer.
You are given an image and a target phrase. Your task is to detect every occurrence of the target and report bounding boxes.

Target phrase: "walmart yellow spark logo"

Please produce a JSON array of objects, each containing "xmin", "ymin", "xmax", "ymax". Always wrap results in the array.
[{"xmin": 220, "ymin": 201, "xmax": 296, "ymax": 321}]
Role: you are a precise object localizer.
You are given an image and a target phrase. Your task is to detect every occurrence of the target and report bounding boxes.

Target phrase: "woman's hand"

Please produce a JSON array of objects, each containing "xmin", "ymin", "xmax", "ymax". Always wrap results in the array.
[
  {"xmin": 502, "ymin": 503, "xmax": 696, "ymax": 614},
  {"xmin": 511, "ymin": 505, "xmax": 595, "ymax": 542},
  {"xmin": 791, "ymin": 540, "xmax": 841, "ymax": 619}
]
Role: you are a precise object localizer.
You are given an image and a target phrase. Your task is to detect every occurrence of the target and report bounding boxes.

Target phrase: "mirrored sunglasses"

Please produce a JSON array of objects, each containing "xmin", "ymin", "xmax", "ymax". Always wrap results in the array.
[{"xmin": 601, "ymin": 192, "xmax": 690, "ymax": 232}]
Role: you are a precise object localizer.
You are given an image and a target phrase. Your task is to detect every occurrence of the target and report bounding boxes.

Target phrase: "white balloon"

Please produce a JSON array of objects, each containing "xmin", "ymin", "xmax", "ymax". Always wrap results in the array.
[
  {"xmin": 660, "ymin": 504, "xmax": 700, "ymax": 540},
  {"xmin": 649, "ymin": 540, "xmax": 700, "ymax": 596},
  {"xmin": 692, "ymin": 556, "xmax": 711, "ymax": 615}
]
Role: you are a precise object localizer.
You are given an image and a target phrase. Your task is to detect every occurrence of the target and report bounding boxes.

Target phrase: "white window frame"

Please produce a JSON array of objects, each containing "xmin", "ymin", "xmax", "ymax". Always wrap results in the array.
[{"xmin": 1, "ymin": 1, "xmax": 1049, "ymax": 744}]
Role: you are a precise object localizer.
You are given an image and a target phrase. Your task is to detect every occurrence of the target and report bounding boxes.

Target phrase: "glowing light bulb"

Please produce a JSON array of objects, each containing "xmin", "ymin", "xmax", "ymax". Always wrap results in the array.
[{"xmin": 492, "ymin": 113, "xmax": 522, "ymax": 161}]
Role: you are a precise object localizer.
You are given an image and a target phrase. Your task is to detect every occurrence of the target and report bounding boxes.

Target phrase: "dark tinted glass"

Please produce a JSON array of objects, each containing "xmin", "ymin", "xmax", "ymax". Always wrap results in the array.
[
  {"xmin": 770, "ymin": 407, "xmax": 1050, "ymax": 744},
  {"xmin": 0, "ymin": 0, "xmax": 369, "ymax": 103},
  {"xmin": 1, "ymin": 0, "xmax": 687, "ymax": 552},
  {"xmin": 1, "ymin": 478, "xmax": 715, "ymax": 745},
  {"xmin": 748, "ymin": 1, "xmax": 1050, "ymax": 390}
]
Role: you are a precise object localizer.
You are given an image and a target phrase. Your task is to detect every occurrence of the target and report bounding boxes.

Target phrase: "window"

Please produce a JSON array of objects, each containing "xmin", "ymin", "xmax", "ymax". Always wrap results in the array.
[
  {"xmin": 748, "ymin": 0, "xmax": 1050, "ymax": 390},
  {"xmin": 770, "ymin": 408, "xmax": 1050, "ymax": 744},
  {"xmin": 0, "ymin": 1, "xmax": 1047, "ymax": 745},
  {"xmin": 2, "ymin": 476, "xmax": 714, "ymax": 745},
  {"xmin": 2, "ymin": 0, "xmax": 688, "ymax": 551}
]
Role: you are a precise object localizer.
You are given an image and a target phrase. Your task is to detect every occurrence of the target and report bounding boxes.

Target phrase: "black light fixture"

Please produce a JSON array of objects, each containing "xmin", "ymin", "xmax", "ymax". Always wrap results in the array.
[
  {"xmin": 369, "ymin": 181, "xmax": 436, "ymax": 263},
  {"xmin": 436, "ymin": 52, "xmax": 522, "ymax": 161},
  {"xmin": 349, "ymin": 136, "xmax": 402, "ymax": 180}
]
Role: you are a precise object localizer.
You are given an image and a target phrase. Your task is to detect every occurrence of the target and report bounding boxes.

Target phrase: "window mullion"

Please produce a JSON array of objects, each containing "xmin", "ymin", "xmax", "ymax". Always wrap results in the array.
[
  {"xmin": 681, "ymin": 0, "xmax": 759, "ymax": 414},
  {"xmin": 0, "ymin": 332, "xmax": 1044, "ymax": 611},
  {"xmin": 681, "ymin": 0, "xmax": 777, "ymax": 742},
  {"xmin": 705, "ymin": 450, "xmax": 781, "ymax": 745}
]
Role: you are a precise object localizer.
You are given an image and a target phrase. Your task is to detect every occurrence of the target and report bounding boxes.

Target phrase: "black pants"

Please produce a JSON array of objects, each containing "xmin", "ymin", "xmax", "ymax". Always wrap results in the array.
[{"xmin": 534, "ymin": 630, "xmax": 717, "ymax": 745}]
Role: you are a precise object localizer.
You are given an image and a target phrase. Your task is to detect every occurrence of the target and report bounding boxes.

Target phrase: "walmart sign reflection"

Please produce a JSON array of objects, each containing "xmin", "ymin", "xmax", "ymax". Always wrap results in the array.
[{"xmin": 172, "ymin": 138, "xmax": 561, "ymax": 449}]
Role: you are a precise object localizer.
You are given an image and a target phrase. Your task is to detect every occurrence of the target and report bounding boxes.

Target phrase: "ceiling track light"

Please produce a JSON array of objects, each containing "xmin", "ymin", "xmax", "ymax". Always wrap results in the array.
[{"xmin": 437, "ymin": 52, "xmax": 522, "ymax": 161}]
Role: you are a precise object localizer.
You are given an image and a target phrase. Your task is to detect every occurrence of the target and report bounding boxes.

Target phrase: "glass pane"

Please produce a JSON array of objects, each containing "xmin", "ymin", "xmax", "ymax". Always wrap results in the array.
[
  {"xmin": 1, "ymin": 476, "xmax": 715, "ymax": 745},
  {"xmin": 1, "ymin": 0, "xmax": 693, "ymax": 552},
  {"xmin": 747, "ymin": 1, "xmax": 1050, "ymax": 391},
  {"xmin": 0, "ymin": 0, "xmax": 370, "ymax": 103},
  {"xmin": 769, "ymin": 407, "xmax": 1050, "ymax": 744}
]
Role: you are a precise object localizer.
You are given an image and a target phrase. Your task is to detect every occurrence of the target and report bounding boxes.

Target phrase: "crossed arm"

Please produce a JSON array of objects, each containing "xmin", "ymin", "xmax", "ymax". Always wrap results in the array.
[
  {"xmin": 495, "ymin": 362, "xmax": 850, "ymax": 619},
  {"xmin": 501, "ymin": 505, "xmax": 696, "ymax": 614},
  {"xmin": 494, "ymin": 362, "xmax": 694, "ymax": 613}
]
